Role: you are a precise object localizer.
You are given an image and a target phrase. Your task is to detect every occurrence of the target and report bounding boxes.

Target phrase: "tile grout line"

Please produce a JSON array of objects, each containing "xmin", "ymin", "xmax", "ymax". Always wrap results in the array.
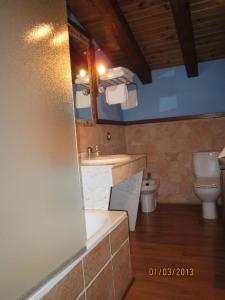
[
  {"xmin": 75, "ymin": 260, "xmax": 86, "ymax": 300},
  {"xmin": 84, "ymin": 259, "xmax": 112, "ymax": 292},
  {"xmin": 75, "ymin": 290, "xmax": 86, "ymax": 300},
  {"xmin": 81, "ymin": 260, "xmax": 87, "ymax": 300},
  {"xmin": 109, "ymin": 234, "xmax": 116, "ymax": 300},
  {"xmin": 111, "ymin": 237, "xmax": 129, "ymax": 259},
  {"xmin": 109, "ymin": 234, "xmax": 112, "ymax": 257}
]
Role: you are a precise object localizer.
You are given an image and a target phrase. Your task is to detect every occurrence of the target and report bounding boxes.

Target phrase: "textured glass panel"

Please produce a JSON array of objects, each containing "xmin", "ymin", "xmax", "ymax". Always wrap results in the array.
[{"xmin": 0, "ymin": 1, "xmax": 86, "ymax": 299}]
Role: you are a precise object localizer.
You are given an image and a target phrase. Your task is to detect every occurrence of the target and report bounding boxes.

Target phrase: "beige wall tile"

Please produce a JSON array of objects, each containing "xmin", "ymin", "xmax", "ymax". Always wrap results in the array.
[
  {"xmin": 110, "ymin": 218, "xmax": 129, "ymax": 255},
  {"xmin": 76, "ymin": 123, "xmax": 126, "ymax": 155},
  {"xmin": 42, "ymin": 262, "xmax": 84, "ymax": 300},
  {"xmin": 83, "ymin": 236, "xmax": 110, "ymax": 286},
  {"xmin": 86, "ymin": 262, "xmax": 114, "ymax": 300},
  {"xmin": 112, "ymin": 240, "xmax": 132, "ymax": 300},
  {"xmin": 125, "ymin": 117, "xmax": 225, "ymax": 204}
]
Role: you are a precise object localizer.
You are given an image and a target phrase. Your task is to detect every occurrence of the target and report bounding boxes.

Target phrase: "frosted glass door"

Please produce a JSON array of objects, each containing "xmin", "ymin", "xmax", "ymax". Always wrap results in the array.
[{"xmin": 0, "ymin": 1, "xmax": 86, "ymax": 299}]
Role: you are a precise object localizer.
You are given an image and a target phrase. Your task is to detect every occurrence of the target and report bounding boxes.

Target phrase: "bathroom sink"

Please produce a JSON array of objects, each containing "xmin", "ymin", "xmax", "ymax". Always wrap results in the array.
[{"xmin": 81, "ymin": 154, "xmax": 131, "ymax": 165}]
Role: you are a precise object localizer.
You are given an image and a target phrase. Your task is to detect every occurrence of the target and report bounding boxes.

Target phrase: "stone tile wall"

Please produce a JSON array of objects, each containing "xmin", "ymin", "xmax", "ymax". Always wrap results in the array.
[
  {"xmin": 125, "ymin": 117, "xmax": 225, "ymax": 204},
  {"xmin": 76, "ymin": 122, "xmax": 126, "ymax": 155}
]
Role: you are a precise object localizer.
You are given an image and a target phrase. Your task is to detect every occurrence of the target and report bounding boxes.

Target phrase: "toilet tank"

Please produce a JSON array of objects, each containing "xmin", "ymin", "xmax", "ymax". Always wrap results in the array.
[{"xmin": 193, "ymin": 151, "xmax": 220, "ymax": 177}]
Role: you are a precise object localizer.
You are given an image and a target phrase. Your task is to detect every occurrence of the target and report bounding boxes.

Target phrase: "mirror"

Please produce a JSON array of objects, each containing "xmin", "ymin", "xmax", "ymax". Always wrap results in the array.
[
  {"xmin": 68, "ymin": 21, "xmax": 136, "ymax": 126},
  {"xmin": 68, "ymin": 22, "xmax": 97, "ymax": 124}
]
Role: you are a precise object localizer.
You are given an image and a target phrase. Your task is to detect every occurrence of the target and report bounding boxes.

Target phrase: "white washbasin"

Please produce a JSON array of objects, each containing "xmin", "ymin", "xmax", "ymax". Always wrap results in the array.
[{"xmin": 81, "ymin": 154, "xmax": 131, "ymax": 165}]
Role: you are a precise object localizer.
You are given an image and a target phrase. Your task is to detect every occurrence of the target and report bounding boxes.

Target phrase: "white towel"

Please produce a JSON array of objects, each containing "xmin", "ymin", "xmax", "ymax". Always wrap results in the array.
[
  {"xmin": 121, "ymin": 88, "xmax": 138, "ymax": 110},
  {"xmin": 75, "ymin": 75, "xmax": 89, "ymax": 84},
  {"xmin": 76, "ymin": 91, "xmax": 91, "ymax": 108},
  {"xmin": 105, "ymin": 83, "xmax": 128, "ymax": 105}
]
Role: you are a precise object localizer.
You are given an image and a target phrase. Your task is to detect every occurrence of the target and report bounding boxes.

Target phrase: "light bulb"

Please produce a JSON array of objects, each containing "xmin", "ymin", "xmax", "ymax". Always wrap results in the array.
[
  {"xmin": 97, "ymin": 64, "xmax": 106, "ymax": 75},
  {"xmin": 79, "ymin": 69, "xmax": 87, "ymax": 77}
]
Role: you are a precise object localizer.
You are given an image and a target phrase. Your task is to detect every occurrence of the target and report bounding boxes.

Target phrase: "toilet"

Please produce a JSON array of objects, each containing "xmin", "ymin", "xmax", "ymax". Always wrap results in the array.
[{"xmin": 192, "ymin": 151, "xmax": 221, "ymax": 219}]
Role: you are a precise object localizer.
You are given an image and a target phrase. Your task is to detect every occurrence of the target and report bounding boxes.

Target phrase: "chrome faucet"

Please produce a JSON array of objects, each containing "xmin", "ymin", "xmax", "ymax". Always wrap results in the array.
[
  {"xmin": 86, "ymin": 145, "xmax": 101, "ymax": 158},
  {"xmin": 86, "ymin": 146, "xmax": 93, "ymax": 158},
  {"xmin": 93, "ymin": 145, "xmax": 101, "ymax": 157}
]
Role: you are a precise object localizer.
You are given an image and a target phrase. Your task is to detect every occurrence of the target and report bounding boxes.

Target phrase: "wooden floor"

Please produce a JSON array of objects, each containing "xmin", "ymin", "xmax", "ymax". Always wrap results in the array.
[{"xmin": 125, "ymin": 204, "xmax": 225, "ymax": 300}]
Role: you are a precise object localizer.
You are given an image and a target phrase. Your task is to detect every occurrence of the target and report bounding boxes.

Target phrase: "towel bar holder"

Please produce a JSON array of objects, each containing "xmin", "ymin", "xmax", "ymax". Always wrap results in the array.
[
  {"xmin": 75, "ymin": 76, "xmax": 137, "ymax": 95},
  {"xmin": 75, "ymin": 83, "xmax": 91, "ymax": 96},
  {"xmin": 98, "ymin": 76, "xmax": 137, "ymax": 94}
]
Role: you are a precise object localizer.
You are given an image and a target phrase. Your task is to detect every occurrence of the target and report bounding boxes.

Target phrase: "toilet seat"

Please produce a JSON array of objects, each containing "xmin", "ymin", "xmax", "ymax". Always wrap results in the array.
[{"xmin": 194, "ymin": 177, "xmax": 220, "ymax": 189}]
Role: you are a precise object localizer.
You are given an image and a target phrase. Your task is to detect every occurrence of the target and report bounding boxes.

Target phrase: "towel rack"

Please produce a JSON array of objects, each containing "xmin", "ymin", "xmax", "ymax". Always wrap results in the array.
[
  {"xmin": 74, "ymin": 83, "xmax": 90, "ymax": 95},
  {"xmin": 76, "ymin": 83, "xmax": 89, "ymax": 89},
  {"xmin": 75, "ymin": 75, "xmax": 137, "ymax": 94},
  {"xmin": 98, "ymin": 75, "xmax": 137, "ymax": 93}
]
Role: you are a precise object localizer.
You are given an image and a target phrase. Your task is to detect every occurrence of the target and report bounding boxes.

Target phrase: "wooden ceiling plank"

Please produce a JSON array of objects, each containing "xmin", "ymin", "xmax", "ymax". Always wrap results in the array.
[
  {"xmin": 194, "ymin": 22, "xmax": 225, "ymax": 34},
  {"xmin": 191, "ymin": 4, "xmax": 225, "ymax": 15},
  {"xmin": 169, "ymin": 0, "xmax": 198, "ymax": 77},
  {"xmin": 70, "ymin": 0, "xmax": 225, "ymax": 73},
  {"xmin": 90, "ymin": 0, "xmax": 152, "ymax": 84},
  {"xmin": 122, "ymin": 7, "xmax": 171, "ymax": 20}
]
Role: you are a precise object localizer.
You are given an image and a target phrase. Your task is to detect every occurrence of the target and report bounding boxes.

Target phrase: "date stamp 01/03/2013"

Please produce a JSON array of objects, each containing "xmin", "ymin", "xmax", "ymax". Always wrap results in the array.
[{"xmin": 148, "ymin": 267, "xmax": 195, "ymax": 277}]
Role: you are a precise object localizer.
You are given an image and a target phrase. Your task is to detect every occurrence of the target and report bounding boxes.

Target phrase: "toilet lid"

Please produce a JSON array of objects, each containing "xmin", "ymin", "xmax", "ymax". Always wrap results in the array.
[{"xmin": 194, "ymin": 177, "xmax": 220, "ymax": 188}]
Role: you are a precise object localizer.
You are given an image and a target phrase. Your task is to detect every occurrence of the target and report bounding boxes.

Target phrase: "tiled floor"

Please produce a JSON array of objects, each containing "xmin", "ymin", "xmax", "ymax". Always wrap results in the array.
[{"xmin": 125, "ymin": 204, "xmax": 225, "ymax": 300}]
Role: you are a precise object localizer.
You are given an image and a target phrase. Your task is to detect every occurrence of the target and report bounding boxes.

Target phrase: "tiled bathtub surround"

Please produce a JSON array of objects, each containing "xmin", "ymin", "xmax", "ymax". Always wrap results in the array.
[
  {"xmin": 76, "ymin": 122, "xmax": 126, "ymax": 154},
  {"xmin": 125, "ymin": 117, "xmax": 225, "ymax": 204},
  {"xmin": 42, "ymin": 215, "xmax": 132, "ymax": 300}
]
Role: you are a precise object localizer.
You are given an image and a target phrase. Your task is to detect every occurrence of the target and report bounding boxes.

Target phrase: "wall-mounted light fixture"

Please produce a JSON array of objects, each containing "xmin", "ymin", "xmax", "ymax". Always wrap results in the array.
[{"xmin": 96, "ymin": 63, "xmax": 108, "ymax": 94}]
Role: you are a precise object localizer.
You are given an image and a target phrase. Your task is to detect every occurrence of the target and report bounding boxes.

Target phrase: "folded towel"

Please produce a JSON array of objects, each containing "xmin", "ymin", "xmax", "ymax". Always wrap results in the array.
[
  {"xmin": 75, "ymin": 74, "xmax": 89, "ymax": 84},
  {"xmin": 105, "ymin": 83, "xmax": 128, "ymax": 105},
  {"xmin": 121, "ymin": 88, "xmax": 138, "ymax": 110},
  {"xmin": 76, "ymin": 90, "xmax": 91, "ymax": 108}
]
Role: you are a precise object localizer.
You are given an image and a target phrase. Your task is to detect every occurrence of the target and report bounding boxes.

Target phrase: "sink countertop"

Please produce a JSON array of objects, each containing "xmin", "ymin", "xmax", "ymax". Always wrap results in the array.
[
  {"xmin": 80, "ymin": 154, "xmax": 146, "ymax": 168},
  {"xmin": 80, "ymin": 154, "xmax": 147, "ymax": 186}
]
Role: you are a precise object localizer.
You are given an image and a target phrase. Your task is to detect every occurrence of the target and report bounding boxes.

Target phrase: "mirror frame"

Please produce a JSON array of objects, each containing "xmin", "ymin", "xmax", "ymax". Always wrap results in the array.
[{"xmin": 68, "ymin": 20, "xmax": 98, "ymax": 125}]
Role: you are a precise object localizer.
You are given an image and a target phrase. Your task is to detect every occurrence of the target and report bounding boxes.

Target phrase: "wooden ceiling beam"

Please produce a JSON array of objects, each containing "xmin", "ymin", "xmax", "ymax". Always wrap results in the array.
[
  {"xmin": 89, "ymin": 0, "xmax": 152, "ymax": 84},
  {"xmin": 169, "ymin": 0, "xmax": 198, "ymax": 77}
]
